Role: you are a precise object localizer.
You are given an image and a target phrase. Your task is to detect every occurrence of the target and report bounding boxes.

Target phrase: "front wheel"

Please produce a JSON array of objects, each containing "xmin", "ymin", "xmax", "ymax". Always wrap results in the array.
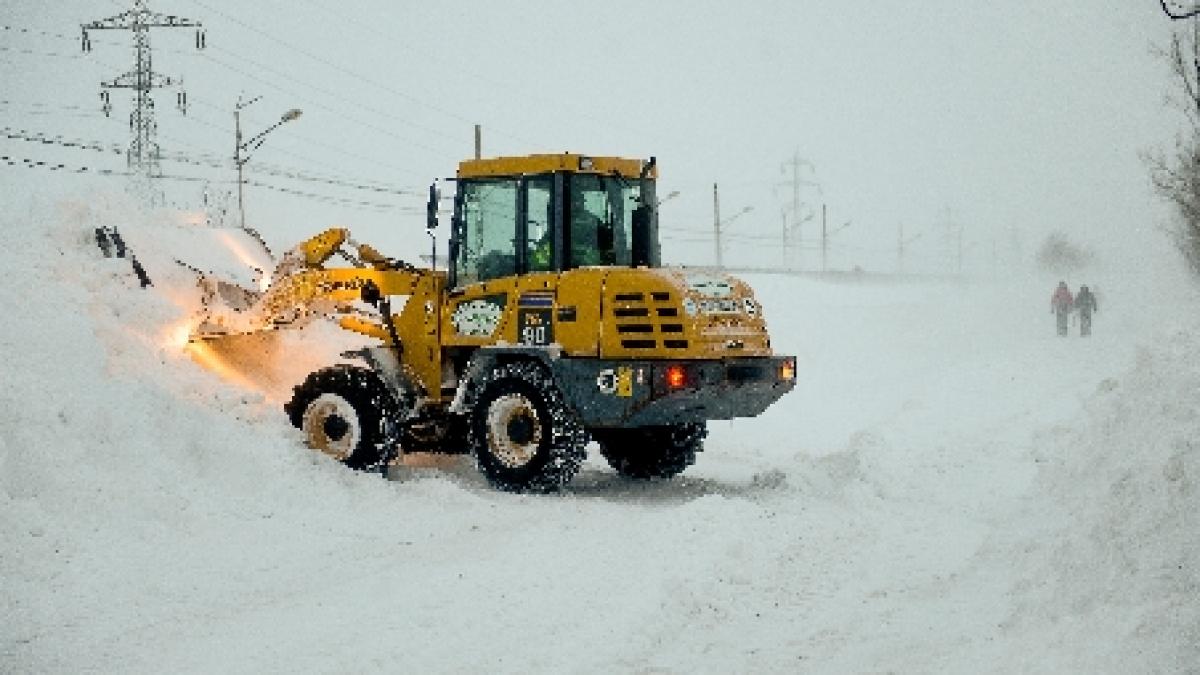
[
  {"xmin": 592, "ymin": 423, "xmax": 707, "ymax": 480},
  {"xmin": 284, "ymin": 365, "xmax": 402, "ymax": 470},
  {"xmin": 466, "ymin": 361, "xmax": 587, "ymax": 493}
]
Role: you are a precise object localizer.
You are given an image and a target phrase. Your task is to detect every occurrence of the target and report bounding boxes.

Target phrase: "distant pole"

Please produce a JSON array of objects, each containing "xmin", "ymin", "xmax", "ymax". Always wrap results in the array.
[
  {"xmin": 780, "ymin": 208, "xmax": 788, "ymax": 271},
  {"xmin": 713, "ymin": 182, "xmax": 722, "ymax": 269},
  {"xmin": 783, "ymin": 149, "xmax": 803, "ymax": 270},
  {"xmin": 897, "ymin": 223, "xmax": 921, "ymax": 274},
  {"xmin": 234, "ymin": 96, "xmax": 300, "ymax": 239},
  {"xmin": 821, "ymin": 203, "xmax": 828, "ymax": 273},
  {"xmin": 474, "ymin": 124, "xmax": 481, "ymax": 160},
  {"xmin": 235, "ymin": 99, "xmax": 246, "ymax": 231},
  {"xmin": 957, "ymin": 223, "xmax": 964, "ymax": 274}
]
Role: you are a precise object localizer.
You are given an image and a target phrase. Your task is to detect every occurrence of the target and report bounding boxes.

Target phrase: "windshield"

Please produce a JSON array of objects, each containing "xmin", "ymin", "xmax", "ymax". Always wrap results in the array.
[{"xmin": 452, "ymin": 171, "xmax": 657, "ymax": 287}]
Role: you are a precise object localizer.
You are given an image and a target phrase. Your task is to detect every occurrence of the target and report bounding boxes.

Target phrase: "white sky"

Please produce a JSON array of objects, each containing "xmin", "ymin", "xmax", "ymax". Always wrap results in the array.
[{"xmin": 0, "ymin": 1, "xmax": 1186, "ymax": 274}]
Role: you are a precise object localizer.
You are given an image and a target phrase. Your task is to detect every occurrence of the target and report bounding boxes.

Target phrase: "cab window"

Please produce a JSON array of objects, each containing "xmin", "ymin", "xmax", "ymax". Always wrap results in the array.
[
  {"xmin": 567, "ymin": 174, "xmax": 639, "ymax": 268},
  {"xmin": 525, "ymin": 176, "xmax": 554, "ymax": 273},
  {"xmin": 457, "ymin": 179, "xmax": 518, "ymax": 285}
]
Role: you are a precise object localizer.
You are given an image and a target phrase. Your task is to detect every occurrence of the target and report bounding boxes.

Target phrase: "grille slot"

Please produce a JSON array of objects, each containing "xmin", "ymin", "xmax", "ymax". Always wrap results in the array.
[
  {"xmin": 617, "ymin": 324, "xmax": 654, "ymax": 333},
  {"xmin": 609, "ymin": 292, "xmax": 688, "ymax": 351},
  {"xmin": 614, "ymin": 307, "xmax": 649, "ymax": 318}
]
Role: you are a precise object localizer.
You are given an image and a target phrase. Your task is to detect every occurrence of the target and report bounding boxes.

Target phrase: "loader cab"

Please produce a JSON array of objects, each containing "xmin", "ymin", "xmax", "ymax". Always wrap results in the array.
[{"xmin": 449, "ymin": 154, "xmax": 661, "ymax": 288}]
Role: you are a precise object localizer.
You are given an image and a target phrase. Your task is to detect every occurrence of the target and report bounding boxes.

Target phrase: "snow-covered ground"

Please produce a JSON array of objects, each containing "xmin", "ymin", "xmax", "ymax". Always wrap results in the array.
[{"xmin": 2, "ymin": 203, "xmax": 1198, "ymax": 673}]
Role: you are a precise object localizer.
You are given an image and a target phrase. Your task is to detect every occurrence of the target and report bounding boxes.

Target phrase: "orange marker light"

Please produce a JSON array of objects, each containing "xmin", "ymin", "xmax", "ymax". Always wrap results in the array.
[
  {"xmin": 665, "ymin": 364, "xmax": 687, "ymax": 389},
  {"xmin": 780, "ymin": 358, "xmax": 796, "ymax": 381}
]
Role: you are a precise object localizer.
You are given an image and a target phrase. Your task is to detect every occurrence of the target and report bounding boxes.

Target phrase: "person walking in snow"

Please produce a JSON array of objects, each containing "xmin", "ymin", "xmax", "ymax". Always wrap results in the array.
[
  {"xmin": 1074, "ymin": 284, "xmax": 1098, "ymax": 337},
  {"xmin": 1050, "ymin": 281, "xmax": 1073, "ymax": 337}
]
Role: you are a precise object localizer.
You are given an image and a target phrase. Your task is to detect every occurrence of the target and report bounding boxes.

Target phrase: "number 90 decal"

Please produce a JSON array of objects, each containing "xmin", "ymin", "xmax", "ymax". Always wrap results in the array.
[{"xmin": 517, "ymin": 308, "xmax": 553, "ymax": 346}]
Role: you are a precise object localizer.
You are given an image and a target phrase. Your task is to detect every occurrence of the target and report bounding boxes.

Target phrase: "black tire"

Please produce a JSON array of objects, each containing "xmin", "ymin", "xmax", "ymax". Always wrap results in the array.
[
  {"xmin": 465, "ymin": 360, "xmax": 587, "ymax": 493},
  {"xmin": 592, "ymin": 423, "xmax": 707, "ymax": 480},
  {"xmin": 284, "ymin": 365, "xmax": 402, "ymax": 470}
]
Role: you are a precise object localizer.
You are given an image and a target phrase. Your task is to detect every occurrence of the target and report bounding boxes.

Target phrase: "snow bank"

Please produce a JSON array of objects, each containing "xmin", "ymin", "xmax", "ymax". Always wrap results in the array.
[
  {"xmin": 3, "ymin": 197, "xmax": 1197, "ymax": 672},
  {"xmin": 992, "ymin": 326, "xmax": 1200, "ymax": 672}
]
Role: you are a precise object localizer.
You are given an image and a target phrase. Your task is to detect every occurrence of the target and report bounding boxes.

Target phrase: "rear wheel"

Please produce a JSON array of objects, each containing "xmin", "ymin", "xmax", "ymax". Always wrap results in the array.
[
  {"xmin": 466, "ymin": 361, "xmax": 586, "ymax": 493},
  {"xmin": 284, "ymin": 365, "xmax": 402, "ymax": 470},
  {"xmin": 592, "ymin": 423, "xmax": 707, "ymax": 480}
]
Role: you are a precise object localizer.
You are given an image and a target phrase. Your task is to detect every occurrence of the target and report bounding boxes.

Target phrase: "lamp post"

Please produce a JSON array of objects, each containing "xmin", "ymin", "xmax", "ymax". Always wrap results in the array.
[
  {"xmin": 898, "ymin": 223, "xmax": 923, "ymax": 274},
  {"xmin": 712, "ymin": 182, "xmax": 752, "ymax": 268},
  {"xmin": 234, "ymin": 95, "xmax": 301, "ymax": 235},
  {"xmin": 655, "ymin": 189, "xmax": 681, "ymax": 208},
  {"xmin": 820, "ymin": 204, "xmax": 852, "ymax": 272}
]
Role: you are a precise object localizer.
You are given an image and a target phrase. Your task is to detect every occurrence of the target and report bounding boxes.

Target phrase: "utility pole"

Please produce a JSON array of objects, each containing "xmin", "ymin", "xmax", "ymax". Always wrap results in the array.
[
  {"xmin": 82, "ymin": 0, "xmax": 204, "ymax": 205},
  {"xmin": 779, "ymin": 149, "xmax": 819, "ymax": 272},
  {"xmin": 940, "ymin": 207, "xmax": 964, "ymax": 275},
  {"xmin": 780, "ymin": 208, "xmax": 788, "ymax": 271},
  {"xmin": 821, "ymin": 204, "xmax": 827, "ymax": 273},
  {"xmin": 711, "ymin": 182, "xmax": 752, "ymax": 269},
  {"xmin": 820, "ymin": 204, "xmax": 852, "ymax": 273},
  {"xmin": 898, "ymin": 224, "xmax": 922, "ymax": 274},
  {"xmin": 234, "ymin": 96, "xmax": 301, "ymax": 243},
  {"xmin": 713, "ymin": 183, "xmax": 721, "ymax": 269}
]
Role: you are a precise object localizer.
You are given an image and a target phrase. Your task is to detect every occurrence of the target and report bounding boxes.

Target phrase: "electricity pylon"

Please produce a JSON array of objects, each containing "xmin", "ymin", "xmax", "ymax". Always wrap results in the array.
[{"xmin": 82, "ymin": 0, "xmax": 205, "ymax": 204}]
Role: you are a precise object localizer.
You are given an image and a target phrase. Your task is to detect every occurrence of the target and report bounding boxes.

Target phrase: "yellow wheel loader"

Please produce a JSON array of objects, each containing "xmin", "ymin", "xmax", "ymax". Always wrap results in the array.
[{"xmin": 194, "ymin": 153, "xmax": 796, "ymax": 493}]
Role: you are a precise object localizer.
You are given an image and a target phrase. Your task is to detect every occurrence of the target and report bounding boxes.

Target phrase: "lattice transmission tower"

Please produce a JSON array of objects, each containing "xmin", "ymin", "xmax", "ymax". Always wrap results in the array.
[{"xmin": 82, "ymin": 0, "xmax": 205, "ymax": 204}]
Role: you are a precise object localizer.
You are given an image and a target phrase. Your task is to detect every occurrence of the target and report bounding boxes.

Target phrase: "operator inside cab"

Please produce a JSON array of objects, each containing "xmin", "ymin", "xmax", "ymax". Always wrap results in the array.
[{"xmin": 450, "ymin": 154, "xmax": 658, "ymax": 288}]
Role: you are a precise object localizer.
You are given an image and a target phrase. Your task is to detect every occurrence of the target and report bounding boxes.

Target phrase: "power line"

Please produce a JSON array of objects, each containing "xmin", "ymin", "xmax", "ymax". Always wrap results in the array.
[
  {"xmin": 189, "ymin": 49, "xmax": 453, "ymax": 161},
  {"xmin": 0, "ymin": 152, "xmax": 413, "ymax": 212},
  {"xmin": 184, "ymin": 98, "xmax": 428, "ymax": 179},
  {"xmin": 2, "ymin": 124, "xmax": 419, "ymax": 198},
  {"xmin": 2, "ymin": 127, "xmax": 125, "ymax": 155},
  {"xmin": 185, "ymin": 0, "xmax": 516, "ymax": 145},
  {"xmin": 203, "ymin": 43, "xmax": 461, "ymax": 152},
  {"xmin": 0, "ymin": 23, "xmax": 120, "ymax": 48},
  {"xmin": 0, "ymin": 45, "xmax": 101, "ymax": 60}
]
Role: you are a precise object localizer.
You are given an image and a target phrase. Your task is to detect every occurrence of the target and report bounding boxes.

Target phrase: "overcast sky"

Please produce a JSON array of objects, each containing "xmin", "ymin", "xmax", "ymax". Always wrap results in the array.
[{"xmin": 0, "ymin": 1, "xmax": 1186, "ymax": 274}]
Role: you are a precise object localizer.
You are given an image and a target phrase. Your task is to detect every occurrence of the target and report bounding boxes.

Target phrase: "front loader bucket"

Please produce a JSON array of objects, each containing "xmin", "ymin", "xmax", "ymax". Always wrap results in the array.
[{"xmin": 191, "ymin": 274, "xmax": 267, "ymax": 340}]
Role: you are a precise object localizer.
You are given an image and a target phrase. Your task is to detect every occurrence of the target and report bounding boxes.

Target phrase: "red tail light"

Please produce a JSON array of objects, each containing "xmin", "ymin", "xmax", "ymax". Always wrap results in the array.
[{"xmin": 665, "ymin": 364, "xmax": 687, "ymax": 389}]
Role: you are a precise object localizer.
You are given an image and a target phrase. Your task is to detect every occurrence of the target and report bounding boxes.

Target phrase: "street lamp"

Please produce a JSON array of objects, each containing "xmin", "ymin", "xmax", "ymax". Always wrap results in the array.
[
  {"xmin": 655, "ymin": 190, "xmax": 681, "ymax": 208},
  {"xmin": 234, "ymin": 95, "xmax": 301, "ymax": 238},
  {"xmin": 712, "ymin": 181, "xmax": 752, "ymax": 269},
  {"xmin": 820, "ymin": 204, "xmax": 852, "ymax": 273}
]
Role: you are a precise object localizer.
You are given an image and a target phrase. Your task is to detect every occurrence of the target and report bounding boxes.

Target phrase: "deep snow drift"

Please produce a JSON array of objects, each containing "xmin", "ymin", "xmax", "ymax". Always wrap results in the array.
[{"xmin": 2, "ymin": 202, "xmax": 1198, "ymax": 673}]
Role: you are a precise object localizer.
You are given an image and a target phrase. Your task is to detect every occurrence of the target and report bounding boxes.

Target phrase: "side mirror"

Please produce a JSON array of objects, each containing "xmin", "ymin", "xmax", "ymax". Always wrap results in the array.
[
  {"xmin": 631, "ymin": 205, "xmax": 651, "ymax": 268},
  {"xmin": 426, "ymin": 183, "xmax": 439, "ymax": 231}
]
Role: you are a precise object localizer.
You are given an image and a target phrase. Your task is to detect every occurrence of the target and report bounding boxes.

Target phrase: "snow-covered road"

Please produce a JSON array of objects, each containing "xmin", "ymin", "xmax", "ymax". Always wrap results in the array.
[{"xmin": 3, "ymin": 214, "xmax": 1197, "ymax": 673}]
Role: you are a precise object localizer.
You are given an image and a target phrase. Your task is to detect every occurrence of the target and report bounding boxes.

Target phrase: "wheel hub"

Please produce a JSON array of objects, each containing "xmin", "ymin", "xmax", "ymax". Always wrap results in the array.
[
  {"xmin": 506, "ymin": 415, "xmax": 535, "ymax": 445},
  {"xmin": 303, "ymin": 393, "xmax": 362, "ymax": 461},
  {"xmin": 486, "ymin": 394, "xmax": 542, "ymax": 468},
  {"xmin": 323, "ymin": 414, "xmax": 350, "ymax": 442}
]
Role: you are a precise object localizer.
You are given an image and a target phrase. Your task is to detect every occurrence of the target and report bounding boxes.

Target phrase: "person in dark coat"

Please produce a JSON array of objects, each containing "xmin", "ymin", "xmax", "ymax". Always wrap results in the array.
[
  {"xmin": 1075, "ymin": 284, "xmax": 1098, "ymax": 336},
  {"xmin": 1050, "ymin": 281, "xmax": 1073, "ymax": 337}
]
